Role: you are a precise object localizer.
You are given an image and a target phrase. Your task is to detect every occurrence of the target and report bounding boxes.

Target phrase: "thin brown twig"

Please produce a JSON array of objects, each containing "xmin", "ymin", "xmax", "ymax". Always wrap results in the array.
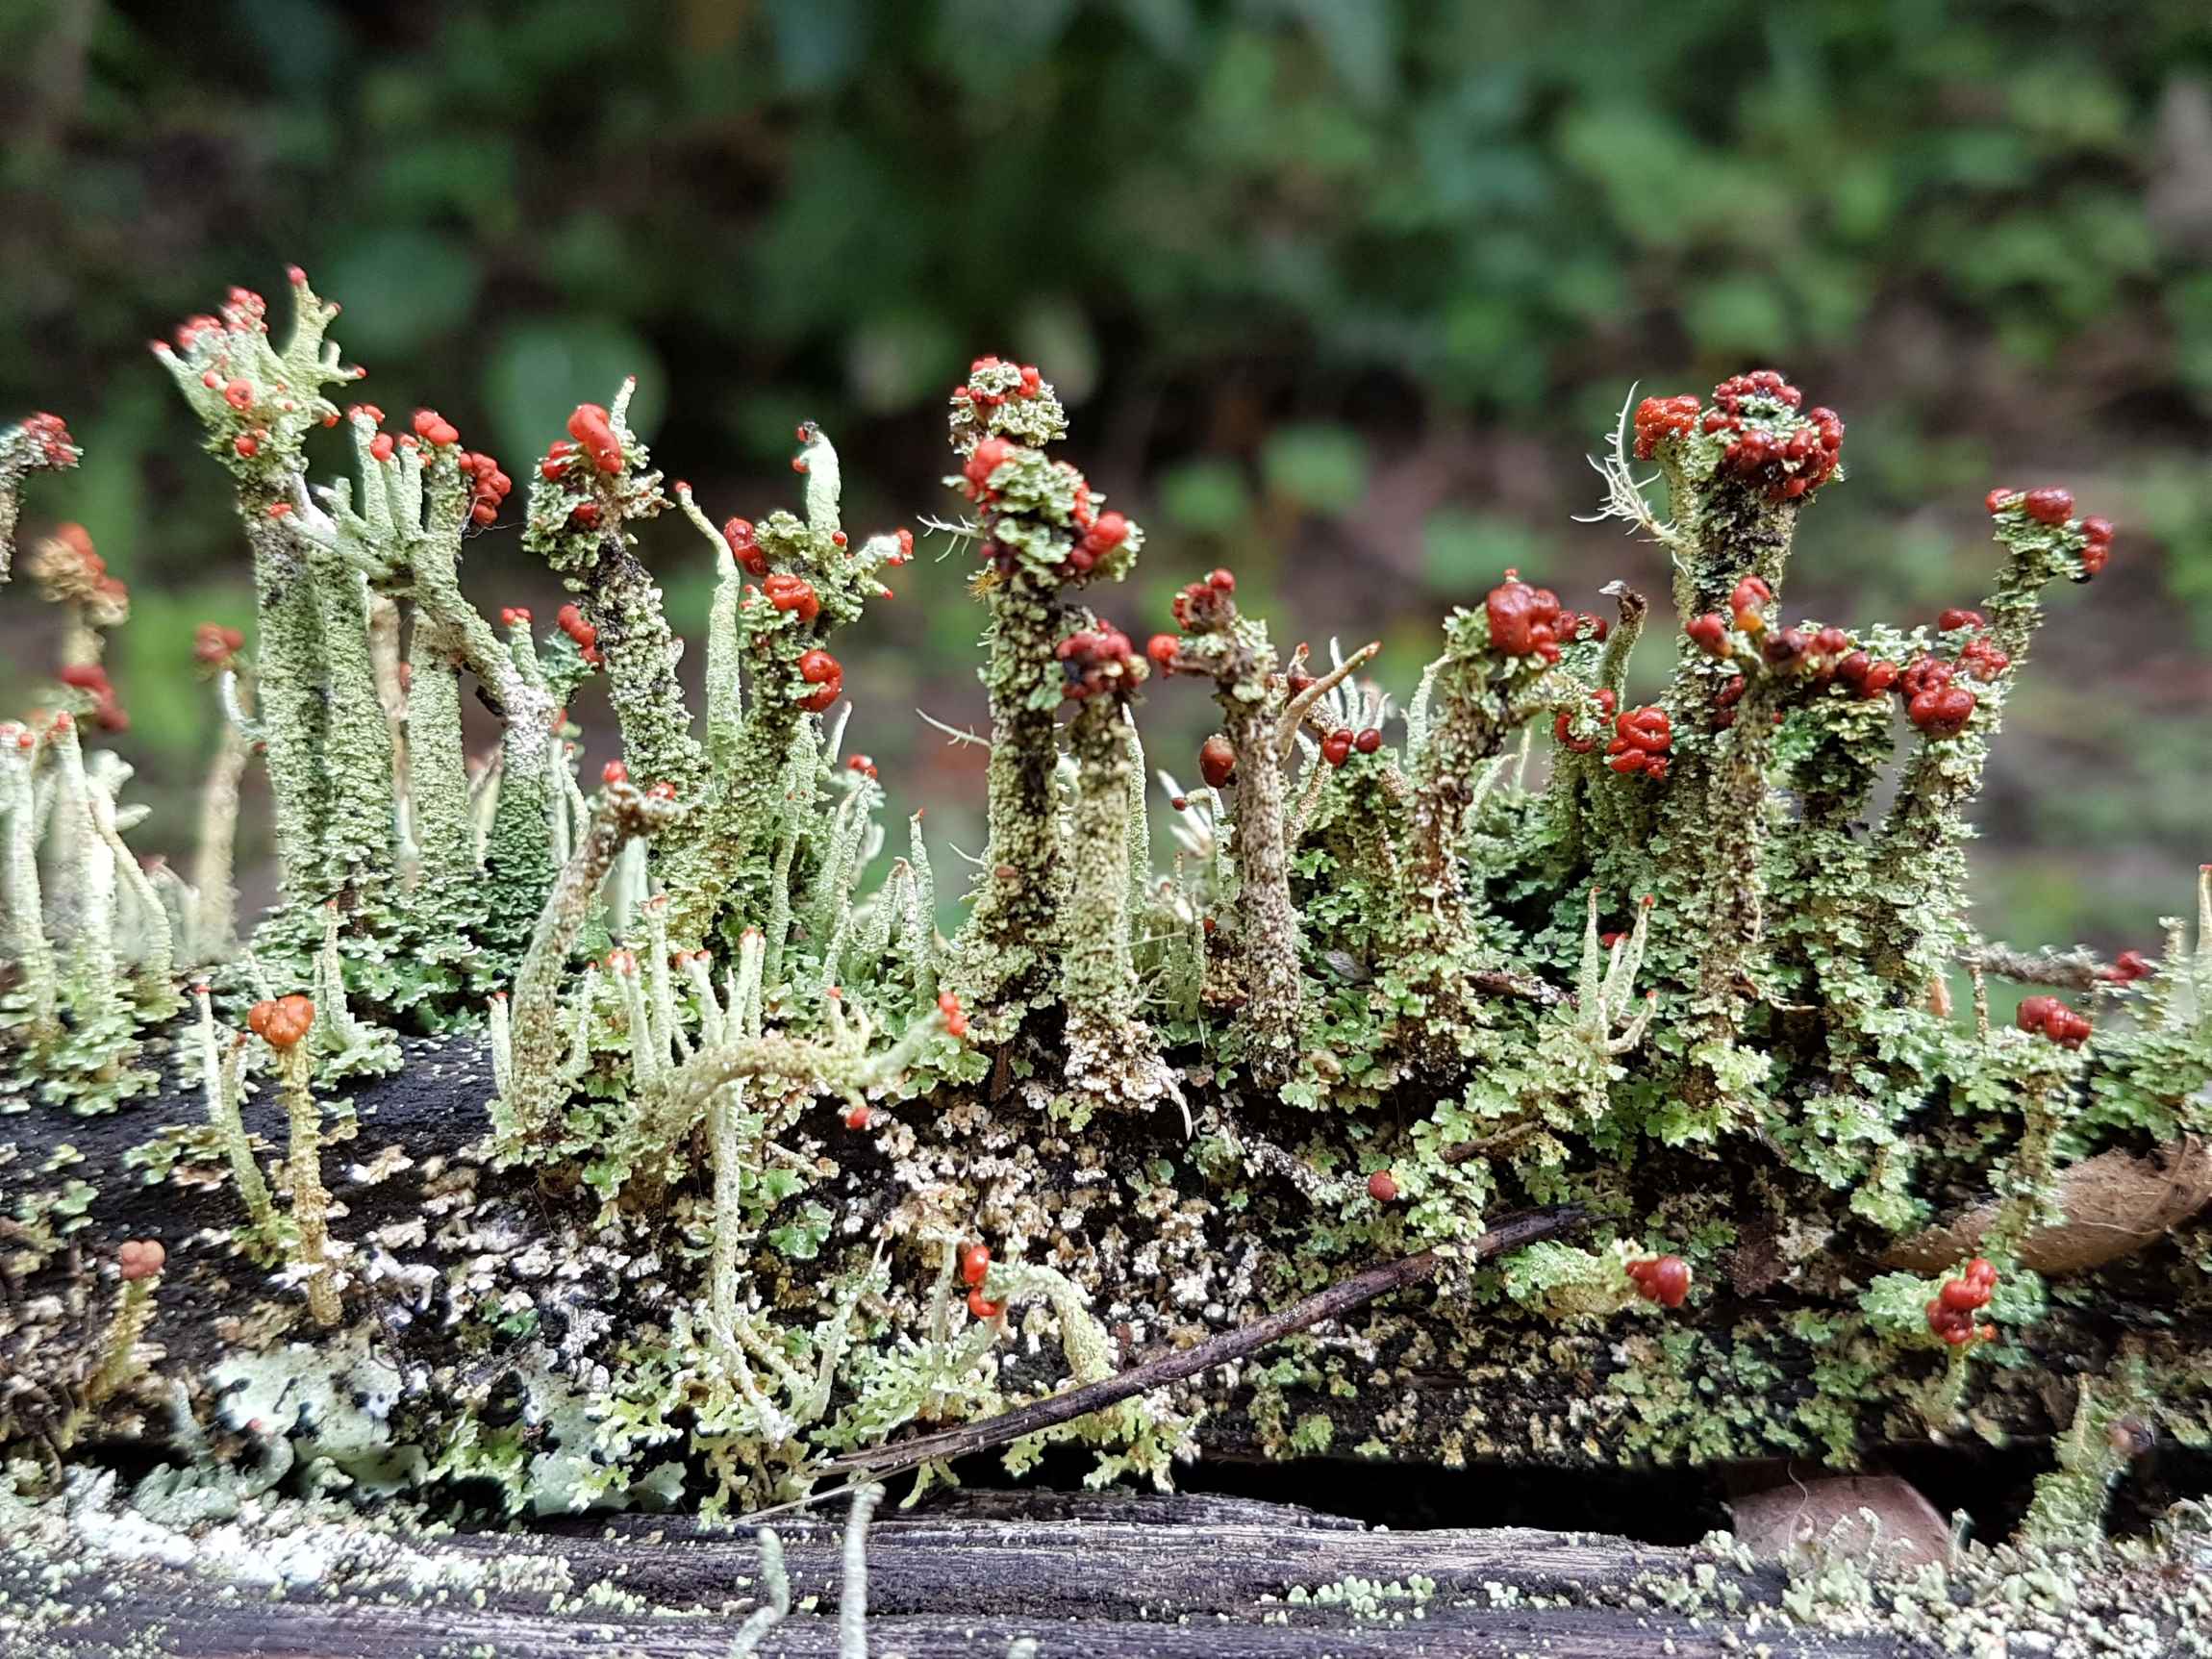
[{"xmin": 767, "ymin": 1206, "xmax": 1579, "ymax": 1513}]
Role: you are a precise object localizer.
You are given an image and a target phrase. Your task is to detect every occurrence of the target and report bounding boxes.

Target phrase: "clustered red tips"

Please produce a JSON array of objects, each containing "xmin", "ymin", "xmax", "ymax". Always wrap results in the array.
[
  {"xmin": 949, "ymin": 355, "xmax": 1045, "ymax": 411},
  {"xmin": 1055, "ymin": 625, "xmax": 1143, "ymax": 701},
  {"xmin": 1901, "ymin": 657, "xmax": 1975, "ymax": 738},
  {"xmin": 1554, "ymin": 688, "xmax": 1618, "ymax": 755},
  {"xmin": 763, "ymin": 572, "xmax": 820, "ymax": 624},
  {"xmin": 1605, "ymin": 705, "xmax": 1672, "ymax": 781},
  {"xmin": 21, "ymin": 412, "xmax": 77, "ymax": 465},
  {"xmin": 410, "ymin": 407, "xmax": 460, "ymax": 449},
  {"xmin": 959, "ymin": 1240, "xmax": 992, "ymax": 1289},
  {"xmin": 246, "ymin": 993, "xmax": 315, "ymax": 1050},
  {"xmin": 796, "ymin": 646, "xmax": 843, "ymax": 712},
  {"xmin": 1926, "ymin": 1257, "xmax": 1998, "ymax": 1346},
  {"xmin": 2078, "ymin": 515, "xmax": 2115, "ymax": 577},
  {"xmin": 1701, "ymin": 371, "xmax": 1843, "ymax": 502},
  {"xmin": 460, "ymin": 450, "xmax": 512, "ymax": 525},
  {"xmin": 938, "ymin": 989, "xmax": 968, "ymax": 1040},
  {"xmin": 1366, "ymin": 1169, "xmax": 1398, "ymax": 1204},
  {"xmin": 2017, "ymin": 993, "xmax": 2093, "ymax": 1049},
  {"xmin": 722, "ymin": 516, "xmax": 768, "ymax": 578},
  {"xmin": 600, "ymin": 760, "xmax": 629, "ymax": 787},
  {"xmin": 842, "ymin": 1103, "xmax": 872, "ymax": 1131},
  {"xmin": 117, "ymin": 1239, "xmax": 166, "ymax": 1282},
  {"xmin": 845, "ymin": 753, "xmax": 878, "ymax": 780},
  {"xmin": 1626, "ymin": 1254, "xmax": 1691, "ymax": 1309},
  {"xmin": 646, "ymin": 780, "xmax": 679, "ymax": 801},
  {"xmin": 1832, "ymin": 649, "xmax": 1900, "ymax": 698},
  {"xmin": 565, "ymin": 403, "xmax": 624, "ymax": 475},
  {"xmin": 1198, "ymin": 733, "xmax": 1237, "ymax": 790},
  {"xmin": 556, "ymin": 602, "xmax": 602, "ymax": 666},
  {"xmin": 1988, "ymin": 484, "xmax": 2114, "ymax": 578},
  {"xmin": 1632, "ymin": 392, "xmax": 1701, "ymax": 459},
  {"xmin": 56, "ymin": 659, "xmax": 130, "ymax": 732},
  {"xmin": 1168, "ymin": 567, "xmax": 1238, "ymax": 635},
  {"xmin": 540, "ymin": 439, "xmax": 575, "ymax": 482},
  {"xmin": 961, "ymin": 435, "xmax": 1016, "ymax": 502},
  {"xmin": 1484, "ymin": 569, "xmax": 1564, "ymax": 662},
  {"xmin": 2101, "ymin": 949, "xmax": 2153, "ymax": 985},
  {"xmin": 499, "ymin": 606, "xmax": 532, "ymax": 629}
]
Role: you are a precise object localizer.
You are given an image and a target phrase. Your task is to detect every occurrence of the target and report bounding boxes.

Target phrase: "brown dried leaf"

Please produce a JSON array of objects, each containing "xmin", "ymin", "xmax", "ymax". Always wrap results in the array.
[{"xmin": 1884, "ymin": 1136, "xmax": 2212, "ymax": 1275}]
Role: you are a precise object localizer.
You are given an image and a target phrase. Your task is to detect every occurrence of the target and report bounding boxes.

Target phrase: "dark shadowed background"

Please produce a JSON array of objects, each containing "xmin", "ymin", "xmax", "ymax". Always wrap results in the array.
[{"xmin": 3, "ymin": 0, "xmax": 2208, "ymax": 952}]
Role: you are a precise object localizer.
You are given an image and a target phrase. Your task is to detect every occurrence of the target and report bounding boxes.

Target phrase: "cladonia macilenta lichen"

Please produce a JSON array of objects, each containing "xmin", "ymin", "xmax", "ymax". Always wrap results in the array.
[{"xmin": 1, "ymin": 289, "xmax": 2208, "ymax": 1552}]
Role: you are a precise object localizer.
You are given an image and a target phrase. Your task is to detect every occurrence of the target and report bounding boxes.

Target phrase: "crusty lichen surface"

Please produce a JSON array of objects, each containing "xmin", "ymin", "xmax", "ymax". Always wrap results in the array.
[{"xmin": 2, "ymin": 293, "xmax": 2209, "ymax": 1570}]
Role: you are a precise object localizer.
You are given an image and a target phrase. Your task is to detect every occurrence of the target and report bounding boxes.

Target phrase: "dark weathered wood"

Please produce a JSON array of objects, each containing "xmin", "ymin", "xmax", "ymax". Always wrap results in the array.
[{"xmin": 0, "ymin": 1490, "xmax": 1909, "ymax": 1658}]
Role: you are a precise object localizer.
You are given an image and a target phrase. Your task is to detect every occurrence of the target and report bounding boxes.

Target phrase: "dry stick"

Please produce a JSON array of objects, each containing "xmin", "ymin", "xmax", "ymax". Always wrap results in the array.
[{"xmin": 798, "ymin": 1205, "xmax": 1580, "ymax": 1501}]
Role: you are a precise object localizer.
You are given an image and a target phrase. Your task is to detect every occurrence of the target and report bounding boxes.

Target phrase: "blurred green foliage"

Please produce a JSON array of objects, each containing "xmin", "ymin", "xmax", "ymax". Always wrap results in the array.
[{"xmin": 2, "ymin": 0, "xmax": 2209, "ymax": 952}]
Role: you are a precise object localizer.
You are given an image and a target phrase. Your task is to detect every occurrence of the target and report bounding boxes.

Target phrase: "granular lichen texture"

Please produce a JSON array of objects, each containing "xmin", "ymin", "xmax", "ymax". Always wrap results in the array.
[{"xmin": 2, "ymin": 285, "xmax": 2209, "ymax": 1564}]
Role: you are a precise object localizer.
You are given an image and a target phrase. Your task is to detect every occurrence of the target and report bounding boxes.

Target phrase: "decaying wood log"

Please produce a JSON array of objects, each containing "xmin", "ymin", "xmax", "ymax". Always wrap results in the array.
[{"xmin": 0, "ymin": 1488, "xmax": 1916, "ymax": 1657}]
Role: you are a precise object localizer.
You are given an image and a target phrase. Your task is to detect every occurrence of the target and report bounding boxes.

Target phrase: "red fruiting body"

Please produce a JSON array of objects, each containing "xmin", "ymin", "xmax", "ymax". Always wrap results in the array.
[
  {"xmin": 1631, "ymin": 392, "xmax": 1701, "ymax": 459},
  {"xmin": 567, "ymin": 501, "xmax": 600, "ymax": 531},
  {"xmin": 938, "ymin": 989, "xmax": 968, "ymax": 1040},
  {"xmin": 2022, "ymin": 486, "xmax": 2074, "ymax": 526},
  {"xmin": 557, "ymin": 603, "xmax": 595, "ymax": 648},
  {"xmin": 1686, "ymin": 613, "xmax": 1729, "ymax": 655},
  {"xmin": 963, "ymin": 436, "xmax": 1015, "ymax": 497},
  {"xmin": 1353, "ymin": 727, "xmax": 1382, "ymax": 755},
  {"xmin": 369, "ymin": 432, "xmax": 396, "ymax": 463},
  {"xmin": 763, "ymin": 573, "xmax": 820, "ymax": 623},
  {"xmin": 2017, "ymin": 994, "xmax": 2093, "ymax": 1048},
  {"xmin": 1729, "ymin": 575, "xmax": 1772, "ymax": 630},
  {"xmin": 1703, "ymin": 373, "xmax": 1841, "ymax": 500},
  {"xmin": 233, "ymin": 434, "xmax": 260, "ymax": 458},
  {"xmin": 1083, "ymin": 511, "xmax": 1130, "ymax": 559},
  {"xmin": 967, "ymin": 1288, "xmax": 1005, "ymax": 1320},
  {"xmin": 846, "ymin": 754, "xmax": 878, "ymax": 780},
  {"xmin": 250, "ymin": 993, "xmax": 315, "ymax": 1050},
  {"xmin": 797, "ymin": 648, "xmax": 842, "ymax": 685},
  {"xmin": 601, "ymin": 761, "xmax": 629, "ymax": 786},
  {"xmin": 58, "ymin": 663, "xmax": 109, "ymax": 691},
  {"xmin": 2079, "ymin": 514, "xmax": 2114, "ymax": 577},
  {"xmin": 412, "ymin": 408, "xmax": 461, "ymax": 447},
  {"xmin": 222, "ymin": 378, "xmax": 254, "ymax": 410},
  {"xmin": 2102, "ymin": 949, "xmax": 2153, "ymax": 984},
  {"xmin": 1321, "ymin": 729, "xmax": 1354, "ymax": 767},
  {"xmin": 1605, "ymin": 705, "xmax": 1671, "ymax": 779},
  {"xmin": 566, "ymin": 403, "xmax": 623, "ymax": 474},
  {"xmin": 1485, "ymin": 569, "xmax": 1563, "ymax": 659},
  {"xmin": 1056, "ymin": 625, "xmax": 1141, "ymax": 700},
  {"xmin": 1367, "ymin": 1169, "xmax": 1398, "ymax": 1203},
  {"xmin": 1938, "ymin": 608, "xmax": 1985, "ymax": 633},
  {"xmin": 500, "ymin": 607, "xmax": 531, "ymax": 628},
  {"xmin": 1958, "ymin": 638, "xmax": 2010, "ymax": 681},
  {"xmin": 1986, "ymin": 488, "xmax": 2019, "ymax": 515},
  {"xmin": 1199, "ymin": 734, "xmax": 1237, "ymax": 790},
  {"xmin": 118, "ymin": 1239, "xmax": 166, "ymax": 1281},
  {"xmin": 193, "ymin": 623, "xmax": 246, "ymax": 666},
  {"xmin": 892, "ymin": 526, "xmax": 915, "ymax": 563},
  {"xmin": 723, "ymin": 516, "xmax": 769, "ymax": 577},
  {"xmin": 1627, "ymin": 1254, "xmax": 1692, "ymax": 1309},
  {"xmin": 842, "ymin": 1104, "xmax": 871, "ymax": 1131},
  {"xmin": 1146, "ymin": 633, "xmax": 1181, "ymax": 670},
  {"xmin": 1926, "ymin": 1258, "xmax": 1998, "ymax": 1345},
  {"xmin": 647, "ymin": 781, "xmax": 678, "ymax": 801},
  {"xmin": 958, "ymin": 1243, "xmax": 992, "ymax": 1288},
  {"xmin": 1554, "ymin": 688, "xmax": 1618, "ymax": 754},
  {"xmin": 797, "ymin": 678, "xmax": 842, "ymax": 713},
  {"xmin": 1908, "ymin": 684, "xmax": 1976, "ymax": 738}
]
